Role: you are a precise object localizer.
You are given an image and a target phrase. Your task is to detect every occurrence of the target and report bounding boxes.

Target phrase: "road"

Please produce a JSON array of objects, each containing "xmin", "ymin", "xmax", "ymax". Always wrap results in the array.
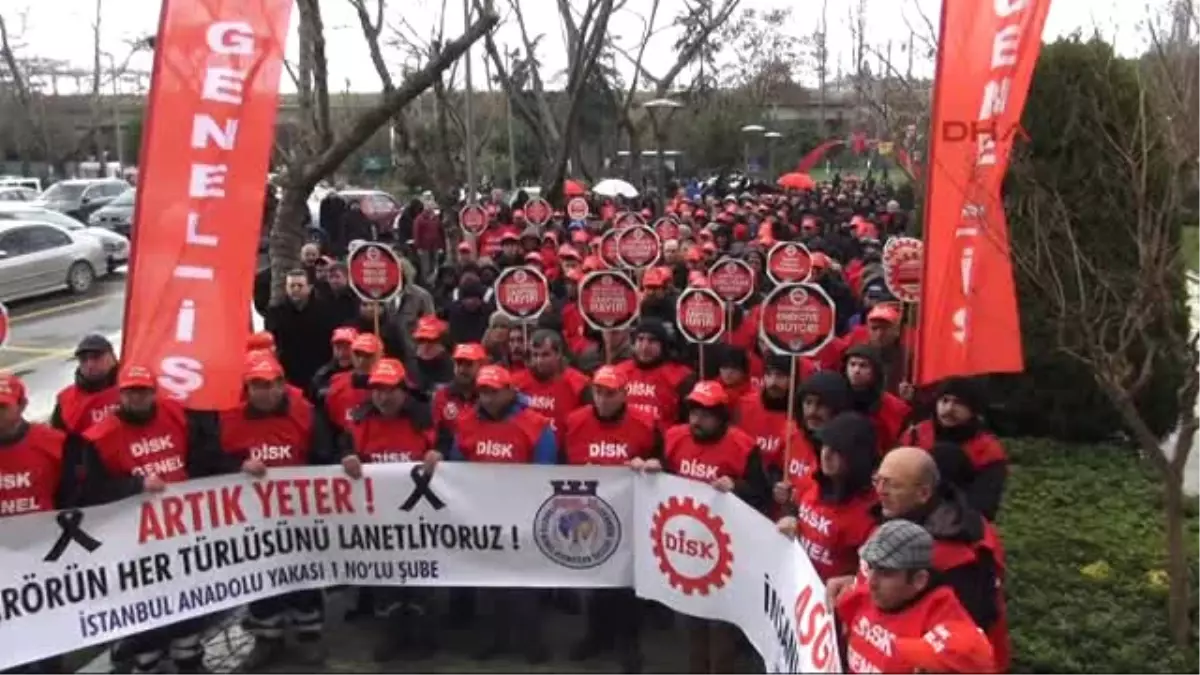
[{"xmin": 1, "ymin": 272, "xmax": 128, "ymax": 420}]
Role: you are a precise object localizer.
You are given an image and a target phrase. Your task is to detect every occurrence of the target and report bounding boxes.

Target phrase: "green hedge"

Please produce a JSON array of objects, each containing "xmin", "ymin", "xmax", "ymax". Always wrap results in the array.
[
  {"xmin": 997, "ymin": 38, "xmax": 1190, "ymax": 442},
  {"xmin": 1001, "ymin": 438, "xmax": 1199, "ymax": 672}
]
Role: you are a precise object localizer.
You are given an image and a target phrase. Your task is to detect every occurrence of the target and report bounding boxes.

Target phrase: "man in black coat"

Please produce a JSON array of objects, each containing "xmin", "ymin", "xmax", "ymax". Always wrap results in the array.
[{"xmin": 265, "ymin": 269, "xmax": 337, "ymax": 390}]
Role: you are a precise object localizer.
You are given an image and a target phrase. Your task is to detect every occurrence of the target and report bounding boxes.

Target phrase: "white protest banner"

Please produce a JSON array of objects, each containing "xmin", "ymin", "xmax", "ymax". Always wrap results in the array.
[
  {"xmin": 633, "ymin": 473, "xmax": 842, "ymax": 674},
  {"xmin": 0, "ymin": 464, "xmax": 633, "ymax": 671}
]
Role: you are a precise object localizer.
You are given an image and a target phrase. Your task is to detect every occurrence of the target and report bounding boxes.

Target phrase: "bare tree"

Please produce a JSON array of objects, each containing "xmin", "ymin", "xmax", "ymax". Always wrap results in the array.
[
  {"xmin": 269, "ymin": 0, "xmax": 499, "ymax": 300},
  {"xmin": 1008, "ymin": 64, "xmax": 1197, "ymax": 647},
  {"xmin": 1142, "ymin": 0, "xmax": 1199, "ymax": 172}
]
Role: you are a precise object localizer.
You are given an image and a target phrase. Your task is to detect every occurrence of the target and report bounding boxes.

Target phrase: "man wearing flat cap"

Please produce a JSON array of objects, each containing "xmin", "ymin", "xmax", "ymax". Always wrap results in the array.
[{"xmin": 834, "ymin": 521, "xmax": 989, "ymax": 673}]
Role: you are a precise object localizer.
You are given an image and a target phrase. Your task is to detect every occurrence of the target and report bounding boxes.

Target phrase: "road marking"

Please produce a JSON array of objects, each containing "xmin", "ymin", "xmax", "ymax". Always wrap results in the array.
[
  {"xmin": 0, "ymin": 345, "xmax": 68, "ymax": 355},
  {"xmin": 0, "ymin": 349, "xmax": 75, "ymax": 374},
  {"xmin": 8, "ymin": 292, "xmax": 123, "ymax": 324}
]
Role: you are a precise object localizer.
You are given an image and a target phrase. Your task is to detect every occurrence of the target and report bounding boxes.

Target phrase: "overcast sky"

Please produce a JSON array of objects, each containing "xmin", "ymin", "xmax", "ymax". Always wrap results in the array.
[{"xmin": 5, "ymin": 0, "xmax": 1186, "ymax": 95}]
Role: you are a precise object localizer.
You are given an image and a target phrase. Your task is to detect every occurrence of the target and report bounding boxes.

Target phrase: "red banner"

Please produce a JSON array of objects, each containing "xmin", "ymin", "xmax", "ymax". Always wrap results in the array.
[
  {"xmin": 122, "ymin": 0, "xmax": 292, "ymax": 409},
  {"xmin": 915, "ymin": 0, "xmax": 1051, "ymax": 386}
]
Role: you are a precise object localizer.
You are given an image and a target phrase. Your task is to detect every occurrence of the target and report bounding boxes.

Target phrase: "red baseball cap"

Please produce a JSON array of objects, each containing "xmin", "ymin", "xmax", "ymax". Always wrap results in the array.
[
  {"xmin": 244, "ymin": 356, "xmax": 283, "ymax": 382},
  {"xmin": 894, "ymin": 622, "xmax": 997, "ymax": 674},
  {"xmin": 591, "ymin": 365, "xmax": 627, "ymax": 390},
  {"xmin": 119, "ymin": 365, "xmax": 157, "ymax": 390},
  {"xmin": 351, "ymin": 333, "xmax": 383, "ymax": 355},
  {"xmin": 868, "ymin": 303, "xmax": 902, "ymax": 325},
  {"xmin": 643, "ymin": 267, "xmax": 669, "ymax": 289},
  {"xmin": 0, "ymin": 373, "xmax": 26, "ymax": 406},
  {"xmin": 369, "ymin": 358, "xmax": 407, "ymax": 387},
  {"xmin": 686, "ymin": 380, "xmax": 728, "ymax": 407},
  {"xmin": 500, "ymin": 231, "xmax": 520, "ymax": 242},
  {"xmin": 558, "ymin": 245, "xmax": 581, "ymax": 260},
  {"xmin": 811, "ymin": 252, "xmax": 832, "ymax": 270},
  {"xmin": 331, "ymin": 327, "xmax": 359, "ymax": 345},
  {"xmin": 476, "ymin": 365, "xmax": 513, "ymax": 389},
  {"xmin": 413, "ymin": 316, "xmax": 447, "ymax": 341},
  {"xmin": 247, "ymin": 331, "xmax": 275, "ymax": 351},
  {"xmin": 453, "ymin": 343, "xmax": 488, "ymax": 361}
]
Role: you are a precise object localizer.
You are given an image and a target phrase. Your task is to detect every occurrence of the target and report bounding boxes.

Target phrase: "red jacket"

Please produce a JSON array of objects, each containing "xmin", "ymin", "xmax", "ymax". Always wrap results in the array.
[
  {"xmin": 790, "ymin": 477, "xmax": 877, "ymax": 580},
  {"xmin": 837, "ymin": 585, "xmax": 976, "ymax": 674},
  {"xmin": 413, "ymin": 211, "xmax": 444, "ymax": 251}
]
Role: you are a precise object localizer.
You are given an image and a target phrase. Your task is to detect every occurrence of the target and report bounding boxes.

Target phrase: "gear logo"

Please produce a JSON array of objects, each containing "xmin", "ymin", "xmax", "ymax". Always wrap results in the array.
[{"xmin": 650, "ymin": 496, "xmax": 734, "ymax": 595}]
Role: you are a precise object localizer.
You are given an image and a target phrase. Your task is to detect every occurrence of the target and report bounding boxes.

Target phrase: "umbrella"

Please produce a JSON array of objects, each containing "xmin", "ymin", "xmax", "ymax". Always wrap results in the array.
[
  {"xmin": 563, "ymin": 179, "xmax": 588, "ymax": 197},
  {"xmin": 777, "ymin": 172, "xmax": 815, "ymax": 190},
  {"xmin": 592, "ymin": 178, "xmax": 639, "ymax": 198}
]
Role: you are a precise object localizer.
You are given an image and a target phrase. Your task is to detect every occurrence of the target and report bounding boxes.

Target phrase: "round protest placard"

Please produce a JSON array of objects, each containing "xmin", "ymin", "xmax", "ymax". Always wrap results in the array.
[
  {"xmin": 615, "ymin": 225, "xmax": 661, "ymax": 270},
  {"xmin": 707, "ymin": 257, "xmax": 755, "ymax": 304},
  {"xmin": 459, "ymin": 204, "xmax": 487, "ymax": 236},
  {"xmin": 567, "ymin": 197, "xmax": 590, "ymax": 221},
  {"xmin": 882, "ymin": 236, "xmax": 923, "ymax": 303},
  {"xmin": 654, "ymin": 217, "xmax": 679, "ymax": 242},
  {"xmin": 524, "ymin": 198, "xmax": 552, "ymax": 226},
  {"xmin": 0, "ymin": 302, "xmax": 9, "ymax": 349},
  {"xmin": 676, "ymin": 287, "xmax": 726, "ymax": 344},
  {"xmin": 347, "ymin": 242, "xmax": 404, "ymax": 302},
  {"xmin": 494, "ymin": 266, "xmax": 550, "ymax": 321},
  {"xmin": 758, "ymin": 282, "xmax": 836, "ymax": 356},
  {"xmin": 578, "ymin": 270, "xmax": 640, "ymax": 331},
  {"xmin": 598, "ymin": 229, "xmax": 623, "ymax": 269},
  {"xmin": 765, "ymin": 241, "xmax": 814, "ymax": 285}
]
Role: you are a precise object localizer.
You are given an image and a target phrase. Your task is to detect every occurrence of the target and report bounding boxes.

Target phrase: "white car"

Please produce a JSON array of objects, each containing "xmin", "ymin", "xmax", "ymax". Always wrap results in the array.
[
  {"xmin": 0, "ymin": 219, "xmax": 108, "ymax": 302},
  {"xmin": 0, "ymin": 204, "xmax": 129, "ymax": 274}
]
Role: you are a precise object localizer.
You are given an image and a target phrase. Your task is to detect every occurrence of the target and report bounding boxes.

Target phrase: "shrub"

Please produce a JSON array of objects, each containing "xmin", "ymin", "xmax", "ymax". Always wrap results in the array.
[
  {"xmin": 993, "ymin": 38, "xmax": 1190, "ymax": 442},
  {"xmin": 1000, "ymin": 438, "xmax": 1199, "ymax": 672}
]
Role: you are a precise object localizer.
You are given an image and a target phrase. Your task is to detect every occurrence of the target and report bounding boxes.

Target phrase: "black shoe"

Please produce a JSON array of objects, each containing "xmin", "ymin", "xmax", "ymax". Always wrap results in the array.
[
  {"xmin": 241, "ymin": 639, "xmax": 284, "ymax": 673},
  {"xmin": 174, "ymin": 657, "xmax": 210, "ymax": 674},
  {"xmin": 618, "ymin": 647, "xmax": 644, "ymax": 674}
]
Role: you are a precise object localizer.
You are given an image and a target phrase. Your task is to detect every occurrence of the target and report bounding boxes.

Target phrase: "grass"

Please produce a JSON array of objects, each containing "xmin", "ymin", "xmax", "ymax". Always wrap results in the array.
[
  {"xmin": 1000, "ymin": 438, "xmax": 1199, "ymax": 673},
  {"xmin": 1182, "ymin": 226, "xmax": 1198, "ymax": 273}
]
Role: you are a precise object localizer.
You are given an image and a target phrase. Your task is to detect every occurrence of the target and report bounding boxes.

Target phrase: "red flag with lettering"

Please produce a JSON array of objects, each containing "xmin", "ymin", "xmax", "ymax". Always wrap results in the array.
[
  {"xmin": 122, "ymin": 0, "xmax": 292, "ymax": 409},
  {"xmin": 915, "ymin": 0, "xmax": 1051, "ymax": 386}
]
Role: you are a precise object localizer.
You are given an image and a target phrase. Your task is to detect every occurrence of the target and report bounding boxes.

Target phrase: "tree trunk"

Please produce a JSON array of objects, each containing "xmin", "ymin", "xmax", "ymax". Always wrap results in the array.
[
  {"xmin": 1163, "ymin": 463, "xmax": 1191, "ymax": 646},
  {"xmin": 268, "ymin": 190, "xmax": 310, "ymax": 301}
]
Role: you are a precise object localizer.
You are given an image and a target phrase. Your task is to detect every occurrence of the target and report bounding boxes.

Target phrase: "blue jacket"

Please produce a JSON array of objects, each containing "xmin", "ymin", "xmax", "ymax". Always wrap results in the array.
[{"xmin": 448, "ymin": 394, "xmax": 557, "ymax": 465}]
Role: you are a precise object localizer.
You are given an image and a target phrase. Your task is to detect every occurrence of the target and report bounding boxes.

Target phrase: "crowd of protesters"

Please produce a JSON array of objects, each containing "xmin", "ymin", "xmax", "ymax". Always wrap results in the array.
[{"xmin": 0, "ymin": 173, "xmax": 1012, "ymax": 674}]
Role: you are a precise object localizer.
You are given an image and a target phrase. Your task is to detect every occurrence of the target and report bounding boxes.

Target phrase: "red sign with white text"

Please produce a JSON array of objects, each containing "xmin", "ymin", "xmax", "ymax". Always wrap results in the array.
[
  {"xmin": 121, "ymin": 0, "xmax": 292, "ymax": 410},
  {"xmin": 707, "ymin": 258, "xmax": 755, "ymax": 304},
  {"xmin": 524, "ymin": 198, "xmax": 552, "ymax": 226},
  {"xmin": 578, "ymin": 271, "xmax": 640, "ymax": 331},
  {"xmin": 882, "ymin": 237, "xmax": 923, "ymax": 303},
  {"xmin": 616, "ymin": 226, "xmax": 661, "ymax": 269},
  {"xmin": 494, "ymin": 266, "xmax": 550, "ymax": 320},
  {"xmin": 347, "ymin": 242, "xmax": 403, "ymax": 302},
  {"xmin": 654, "ymin": 217, "xmax": 680, "ymax": 242},
  {"xmin": 765, "ymin": 242, "xmax": 814, "ymax": 286},
  {"xmin": 599, "ymin": 229, "xmax": 622, "ymax": 268},
  {"xmin": 567, "ymin": 197, "xmax": 590, "ymax": 221},
  {"xmin": 460, "ymin": 205, "xmax": 487, "ymax": 235},
  {"xmin": 759, "ymin": 283, "xmax": 836, "ymax": 356},
  {"xmin": 916, "ymin": 0, "xmax": 1047, "ymax": 385},
  {"xmin": 676, "ymin": 287, "xmax": 726, "ymax": 344}
]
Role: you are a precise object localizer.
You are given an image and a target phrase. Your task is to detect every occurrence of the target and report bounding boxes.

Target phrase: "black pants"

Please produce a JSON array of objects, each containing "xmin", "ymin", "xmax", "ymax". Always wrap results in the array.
[
  {"xmin": 245, "ymin": 589, "xmax": 324, "ymax": 641},
  {"xmin": 684, "ymin": 614, "xmax": 740, "ymax": 674},
  {"xmin": 582, "ymin": 588, "xmax": 642, "ymax": 651},
  {"xmin": 475, "ymin": 588, "xmax": 543, "ymax": 647},
  {"xmin": 121, "ymin": 616, "xmax": 208, "ymax": 672},
  {"xmin": 2, "ymin": 656, "xmax": 62, "ymax": 674}
]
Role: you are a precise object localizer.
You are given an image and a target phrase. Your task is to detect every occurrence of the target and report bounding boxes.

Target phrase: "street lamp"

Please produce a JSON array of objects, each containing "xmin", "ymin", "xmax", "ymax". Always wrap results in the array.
[
  {"xmin": 764, "ymin": 130, "xmax": 782, "ymax": 177},
  {"xmin": 101, "ymin": 52, "xmax": 123, "ymax": 169},
  {"xmin": 740, "ymin": 124, "xmax": 765, "ymax": 177},
  {"xmin": 643, "ymin": 97, "xmax": 684, "ymax": 208}
]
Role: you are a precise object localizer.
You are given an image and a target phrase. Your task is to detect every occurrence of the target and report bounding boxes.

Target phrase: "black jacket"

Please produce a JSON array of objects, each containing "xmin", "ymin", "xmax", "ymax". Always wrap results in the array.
[{"xmin": 266, "ymin": 298, "xmax": 337, "ymax": 389}]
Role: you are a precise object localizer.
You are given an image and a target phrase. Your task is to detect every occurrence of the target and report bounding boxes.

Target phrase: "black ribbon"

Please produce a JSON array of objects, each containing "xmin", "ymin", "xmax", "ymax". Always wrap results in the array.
[
  {"xmin": 44, "ymin": 509, "xmax": 103, "ymax": 562},
  {"xmin": 399, "ymin": 465, "xmax": 446, "ymax": 512}
]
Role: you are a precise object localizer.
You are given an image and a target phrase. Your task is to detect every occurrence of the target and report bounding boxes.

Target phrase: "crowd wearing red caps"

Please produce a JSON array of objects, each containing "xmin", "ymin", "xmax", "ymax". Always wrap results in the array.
[{"xmin": 0, "ymin": 177, "xmax": 1010, "ymax": 674}]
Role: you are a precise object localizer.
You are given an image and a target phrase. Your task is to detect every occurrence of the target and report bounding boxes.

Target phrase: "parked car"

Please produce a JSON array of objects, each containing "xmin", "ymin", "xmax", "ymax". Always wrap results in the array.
[
  {"xmin": 32, "ymin": 178, "xmax": 131, "ymax": 221},
  {"xmin": 0, "ymin": 187, "xmax": 39, "ymax": 202},
  {"xmin": 0, "ymin": 176, "xmax": 42, "ymax": 193},
  {"xmin": 338, "ymin": 189, "xmax": 402, "ymax": 235},
  {"xmin": 88, "ymin": 187, "xmax": 136, "ymax": 237},
  {"xmin": 0, "ymin": 220, "xmax": 108, "ymax": 302},
  {"xmin": 0, "ymin": 204, "xmax": 129, "ymax": 274}
]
